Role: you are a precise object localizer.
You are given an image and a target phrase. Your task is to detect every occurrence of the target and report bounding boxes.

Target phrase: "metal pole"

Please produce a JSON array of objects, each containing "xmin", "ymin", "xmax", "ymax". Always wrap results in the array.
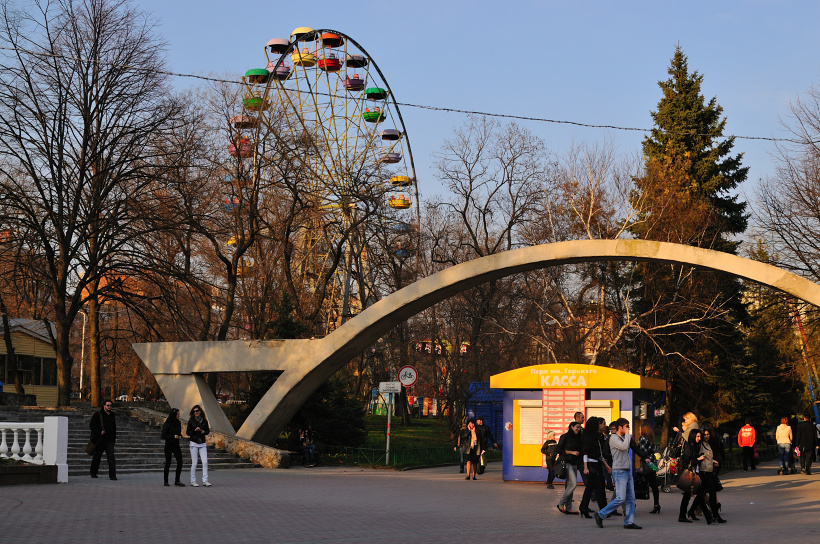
[
  {"xmin": 386, "ymin": 392, "xmax": 392, "ymax": 465},
  {"xmin": 79, "ymin": 310, "xmax": 86, "ymax": 399}
]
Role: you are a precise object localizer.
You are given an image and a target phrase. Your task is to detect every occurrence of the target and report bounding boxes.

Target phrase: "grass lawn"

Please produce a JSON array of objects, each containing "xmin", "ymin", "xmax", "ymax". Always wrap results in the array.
[{"xmin": 363, "ymin": 414, "xmax": 455, "ymax": 449}]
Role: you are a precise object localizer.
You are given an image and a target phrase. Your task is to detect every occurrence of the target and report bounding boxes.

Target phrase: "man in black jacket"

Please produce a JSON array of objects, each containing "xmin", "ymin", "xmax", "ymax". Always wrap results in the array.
[
  {"xmin": 90, "ymin": 400, "xmax": 117, "ymax": 480},
  {"xmin": 795, "ymin": 412, "xmax": 818, "ymax": 475},
  {"xmin": 475, "ymin": 416, "xmax": 497, "ymax": 474}
]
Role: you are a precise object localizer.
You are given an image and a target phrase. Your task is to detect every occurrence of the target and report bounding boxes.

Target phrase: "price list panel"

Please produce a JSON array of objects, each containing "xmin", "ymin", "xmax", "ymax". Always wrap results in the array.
[{"xmin": 541, "ymin": 388, "xmax": 585, "ymax": 467}]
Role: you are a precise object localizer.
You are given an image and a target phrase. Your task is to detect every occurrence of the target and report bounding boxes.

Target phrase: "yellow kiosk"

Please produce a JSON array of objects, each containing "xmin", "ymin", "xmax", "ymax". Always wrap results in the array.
[{"xmin": 490, "ymin": 364, "xmax": 666, "ymax": 482}]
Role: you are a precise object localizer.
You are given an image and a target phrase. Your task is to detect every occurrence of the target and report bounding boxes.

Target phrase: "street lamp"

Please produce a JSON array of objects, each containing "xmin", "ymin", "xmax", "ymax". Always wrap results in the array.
[{"xmin": 79, "ymin": 309, "xmax": 86, "ymax": 399}]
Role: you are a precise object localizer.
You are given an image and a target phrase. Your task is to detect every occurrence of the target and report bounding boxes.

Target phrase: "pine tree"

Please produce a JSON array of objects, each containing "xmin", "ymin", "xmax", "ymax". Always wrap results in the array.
[
  {"xmin": 634, "ymin": 46, "xmax": 748, "ymax": 250},
  {"xmin": 628, "ymin": 47, "xmax": 750, "ymax": 441}
]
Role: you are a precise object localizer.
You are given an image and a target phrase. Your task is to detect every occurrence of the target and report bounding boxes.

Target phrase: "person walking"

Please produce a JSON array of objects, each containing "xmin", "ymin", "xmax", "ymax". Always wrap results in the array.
[
  {"xmin": 683, "ymin": 429, "xmax": 726, "ymax": 524},
  {"xmin": 795, "ymin": 412, "xmax": 818, "ymax": 475},
  {"xmin": 637, "ymin": 424, "xmax": 661, "ymax": 514},
  {"xmin": 300, "ymin": 426, "xmax": 316, "ymax": 467},
  {"xmin": 556, "ymin": 421, "xmax": 583, "ymax": 515},
  {"xmin": 738, "ymin": 418, "xmax": 756, "ymax": 471},
  {"xmin": 89, "ymin": 399, "xmax": 117, "ymax": 480},
  {"xmin": 541, "ymin": 431, "xmax": 558, "ymax": 488},
  {"xmin": 475, "ymin": 416, "xmax": 497, "ymax": 475},
  {"xmin": 454, "ymin": 422, "xmax": 467, "ymax": 473},
  {"xmin": 776, "ymin": 417, "xmax": 793, "ymax": 475},
  {"xmin": 187, "ymin": 405, "xmax": 211, "ymax": 487},
  {"xmin": 461, "ymin": 419, "xmax": 480, "ymax": 480},
  {"xmin": 161, "ymin": 408, "xmax": 185, "ymax": 486},
  {"xmin": 579, "ymin": 417, "xmax": 610, "ymax": 518},
  {"xmin": 593, "ymin": 418, "xmax": 641, "ymax": 530},
  {"xmin": 672, "ymin": 412, "xmax": 700, "ymax": 446}
]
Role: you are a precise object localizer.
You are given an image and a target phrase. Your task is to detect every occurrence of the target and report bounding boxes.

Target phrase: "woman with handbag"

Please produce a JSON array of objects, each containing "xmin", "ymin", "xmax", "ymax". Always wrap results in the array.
[
  {"xmin": 579, "ymin": 417, "xmax": 610, "ymax": 518},
  {"xmin": 702, "ymin": 425, "xmax": 724, "ymax": 514},
  {"xmin": 678, "ymin": 429, "xmax": 726, "ymax": 523},
  {"xmin": 556, "ymin": 421, "xmax": 583, "ymax": 514},
  {"xmin": 638, "ymin": 424, "xmax": 661, "ymax": 514},
  {"xmin": 678, "ymin": 429, "xmax": 703, "ymax": 523},
  {"xmin": 187, "ymin": 405, "xmax": 211, "ymax": 487},
  {"xmin": 461, "ymin": 419, "xmax": 480, "ymax": 480}
]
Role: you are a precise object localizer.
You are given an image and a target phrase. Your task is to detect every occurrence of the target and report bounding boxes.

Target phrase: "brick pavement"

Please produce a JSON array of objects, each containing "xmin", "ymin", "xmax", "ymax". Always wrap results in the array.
[{"xmin": 2, "ymin": 458, "xmax": 819, "ymax": 543}]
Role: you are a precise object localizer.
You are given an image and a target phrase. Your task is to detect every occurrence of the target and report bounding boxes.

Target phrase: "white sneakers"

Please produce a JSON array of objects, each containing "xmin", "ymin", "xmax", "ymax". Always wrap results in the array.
[
  {"xmin": 190, "ymin": 482, "xmax": 199, "ymax": 487},
  {"xmin": 191, "ymin": 482, "xmax": 212, "ymax": 487}
]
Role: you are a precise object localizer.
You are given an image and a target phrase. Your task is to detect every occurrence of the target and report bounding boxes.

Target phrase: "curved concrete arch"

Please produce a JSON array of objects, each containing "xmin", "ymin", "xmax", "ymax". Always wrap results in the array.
[{"xmin": 133, "ymin": 239, "xmax": 820, "ymax": 445}]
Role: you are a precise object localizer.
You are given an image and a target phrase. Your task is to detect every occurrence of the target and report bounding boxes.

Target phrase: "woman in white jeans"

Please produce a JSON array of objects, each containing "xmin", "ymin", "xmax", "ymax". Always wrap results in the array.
[{"xmin": 187, "ymin": 405, "xmax": 211, "ymax": 487}]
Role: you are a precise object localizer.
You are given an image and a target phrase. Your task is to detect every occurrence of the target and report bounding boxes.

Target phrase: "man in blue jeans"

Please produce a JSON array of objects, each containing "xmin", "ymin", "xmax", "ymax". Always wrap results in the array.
[{"xmin": 594, "ymin": 418, "xmax": 641, "ymax": 530}]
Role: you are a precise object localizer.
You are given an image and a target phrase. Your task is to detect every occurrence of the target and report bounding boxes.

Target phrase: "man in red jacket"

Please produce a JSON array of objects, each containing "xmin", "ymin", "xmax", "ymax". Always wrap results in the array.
[{"xmin": 738, "ymin": 418, "xmax": 756, "ymax": 471}]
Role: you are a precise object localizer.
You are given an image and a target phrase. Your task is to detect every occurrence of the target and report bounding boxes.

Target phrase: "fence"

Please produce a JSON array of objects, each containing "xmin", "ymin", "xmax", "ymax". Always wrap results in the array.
[
  {"xmin": 315, "ymin": 445, "xmax": 503, "ymax": 469},
  {"xmin": 0, "ymin": 416, "xmax": 68, "ymax": 482}
]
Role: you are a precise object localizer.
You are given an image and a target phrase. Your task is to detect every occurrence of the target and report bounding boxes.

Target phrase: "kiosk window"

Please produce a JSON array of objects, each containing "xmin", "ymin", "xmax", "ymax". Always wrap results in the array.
[{"xmin": 519, "ymin": 407, "xmax": 542, "ymax": 444}]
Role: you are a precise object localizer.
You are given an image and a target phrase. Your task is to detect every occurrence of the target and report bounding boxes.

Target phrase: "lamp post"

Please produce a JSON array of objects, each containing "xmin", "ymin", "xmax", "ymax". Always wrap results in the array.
[{"xmin": 79, "ymin": 309, "xmax": 86, "ymax": 399}]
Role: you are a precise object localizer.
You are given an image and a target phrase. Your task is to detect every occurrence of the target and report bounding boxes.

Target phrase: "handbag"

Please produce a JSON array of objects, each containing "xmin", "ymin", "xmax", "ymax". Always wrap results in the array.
[
  {"xmin": 633, "ymin": 472, "xmax": 650, "ymax": 500},
  {"xmin": 676, "ymin": 468, "xmax": 701, "ymax": 493},
  {"xmin": 553, "ymin": 454, "xmax": 568, "ymax": 480},
  {"xmin": 85, "ymin": 412, "xmax": 104, "ymax": 456},
  {"xmin": 715, "ymin": 474, "xmax": 724, "ymax": 492}
]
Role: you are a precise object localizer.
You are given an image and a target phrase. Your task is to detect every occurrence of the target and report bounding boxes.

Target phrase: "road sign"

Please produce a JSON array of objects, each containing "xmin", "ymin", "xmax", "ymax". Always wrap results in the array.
[
  {"xmin": 398, "ymin": 365, "xmax": 418, "ymax": 387},
  {"xmin": 379, "ymin": 381, "xmax": 402, "ymax": 394}
]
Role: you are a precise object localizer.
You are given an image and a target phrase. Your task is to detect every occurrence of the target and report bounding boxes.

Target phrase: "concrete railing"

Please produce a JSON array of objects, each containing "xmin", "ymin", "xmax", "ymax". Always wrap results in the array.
[
  {"xmin": 0, "ymin": 417, "xmax": 68, "ymax": 482},
  {"xmin": 128, "ymin": 407, "xmax": 290, "ymax": 468}
]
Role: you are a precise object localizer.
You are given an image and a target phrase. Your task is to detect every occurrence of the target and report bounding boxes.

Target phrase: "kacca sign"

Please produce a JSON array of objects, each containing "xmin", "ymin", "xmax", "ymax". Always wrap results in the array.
[{"xmin": 490, "ymin": 364, "xmax": 665, "ymax": 391}]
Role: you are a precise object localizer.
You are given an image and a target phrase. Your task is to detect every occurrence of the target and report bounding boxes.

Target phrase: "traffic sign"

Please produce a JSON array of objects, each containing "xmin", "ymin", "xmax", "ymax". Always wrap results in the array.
[
  {"xmin": 398, "ymin": 365, "xmax": 418, "ymax": 387},
  {"xmin": 379, "ymin": 381, "xmax": 402, "ymax": 394}
]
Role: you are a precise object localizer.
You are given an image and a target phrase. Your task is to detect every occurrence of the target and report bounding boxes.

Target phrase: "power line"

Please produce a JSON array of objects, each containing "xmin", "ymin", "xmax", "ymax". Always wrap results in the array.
[{"xmin": 0, "ymin": 44, "xmax": 812, "ymax": 144}]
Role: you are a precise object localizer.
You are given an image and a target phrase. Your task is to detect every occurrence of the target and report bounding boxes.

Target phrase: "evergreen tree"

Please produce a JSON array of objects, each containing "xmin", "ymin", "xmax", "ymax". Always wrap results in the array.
[
  {"xmin": 636, "ymin": 46, "xmax": 748, "ymax": 251},
  {"xmin": 628, "ymin": 47, "xmax": 749, "ymax": 442}
]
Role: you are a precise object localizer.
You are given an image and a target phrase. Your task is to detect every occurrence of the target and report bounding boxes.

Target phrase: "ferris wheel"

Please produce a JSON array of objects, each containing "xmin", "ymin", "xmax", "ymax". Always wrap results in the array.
[{"xmin": 234, "ymin": 27, "xmax": 419, "ymax": 332}]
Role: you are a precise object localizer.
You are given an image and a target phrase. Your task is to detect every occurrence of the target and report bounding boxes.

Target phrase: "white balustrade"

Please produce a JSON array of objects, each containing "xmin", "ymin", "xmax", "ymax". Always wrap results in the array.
[{"xmin": 0, "ymin": 417, "xmax": 68, "ymax": 482}]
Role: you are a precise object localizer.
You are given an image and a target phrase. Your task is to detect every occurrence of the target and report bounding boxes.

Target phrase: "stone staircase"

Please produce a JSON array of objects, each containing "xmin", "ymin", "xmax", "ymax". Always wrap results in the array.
[{"xmin": 0, "ymin": 406, "xmax": 260, "ymax": 477}]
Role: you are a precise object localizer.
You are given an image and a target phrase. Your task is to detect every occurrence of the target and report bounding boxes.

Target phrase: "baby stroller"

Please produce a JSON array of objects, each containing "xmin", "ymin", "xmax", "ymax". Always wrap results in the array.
[{"xmin": 656, "ymin": 440, "xmax": 683, "ymax": 493}]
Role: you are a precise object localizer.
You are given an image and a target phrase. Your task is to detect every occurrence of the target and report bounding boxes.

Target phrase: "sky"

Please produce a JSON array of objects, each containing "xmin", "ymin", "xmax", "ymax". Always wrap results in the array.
[{"xmin": 139, "ymin": 0, "xmax": 820, "ymax": 211}]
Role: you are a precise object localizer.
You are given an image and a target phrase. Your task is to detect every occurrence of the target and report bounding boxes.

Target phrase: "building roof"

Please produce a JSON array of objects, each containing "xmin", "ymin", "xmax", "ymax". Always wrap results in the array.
[{"xmin": 0, "ymin": 318, "xmax": 57, "ymax": 345}]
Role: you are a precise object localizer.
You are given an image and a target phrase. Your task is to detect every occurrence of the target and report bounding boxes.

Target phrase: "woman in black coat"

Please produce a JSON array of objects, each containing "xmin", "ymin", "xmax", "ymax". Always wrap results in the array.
[
  {"xmin": 556, "ymin": 421, "xmax": 584, "ymax": 514},
  {"xmin": 161, "ymin": 408, "xmax": 184, "ymax": 486},
  {"xmin": 579, "ymin": 417, "xmax": 610, "ymax": 518}
]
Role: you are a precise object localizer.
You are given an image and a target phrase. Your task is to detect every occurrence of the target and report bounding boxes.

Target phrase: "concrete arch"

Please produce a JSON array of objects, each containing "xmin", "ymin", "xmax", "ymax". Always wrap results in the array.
[{"xmin": 133, "ymin": 239, "xmax": 820, "ymax": 445}]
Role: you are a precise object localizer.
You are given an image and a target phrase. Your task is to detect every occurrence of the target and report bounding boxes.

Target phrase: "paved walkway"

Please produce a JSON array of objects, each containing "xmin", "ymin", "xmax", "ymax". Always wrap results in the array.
[{"xmin": 2, "ymin": 458, "xmax": 819, "ymax": 543}]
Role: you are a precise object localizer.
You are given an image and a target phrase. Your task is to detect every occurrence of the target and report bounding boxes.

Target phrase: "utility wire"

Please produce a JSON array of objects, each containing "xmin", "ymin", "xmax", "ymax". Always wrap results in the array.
[{"xmin": 0, "ymin": 44, "xmax": 812, "ymax": 144}]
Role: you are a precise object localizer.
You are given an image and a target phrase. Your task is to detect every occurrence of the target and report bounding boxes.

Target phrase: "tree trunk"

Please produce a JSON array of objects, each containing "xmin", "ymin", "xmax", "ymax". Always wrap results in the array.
[
  {"xmin": 88, "ymin": 294, "xmax": 102, "ymax": 406},
  {"xmin": 0, "ymin": 300, "xmax": 24, "ymax": 395}
]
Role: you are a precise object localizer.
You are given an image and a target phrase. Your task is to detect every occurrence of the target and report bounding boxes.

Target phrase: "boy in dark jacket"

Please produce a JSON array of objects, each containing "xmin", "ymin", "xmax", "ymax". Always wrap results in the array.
[{"xmin": 541, "ymin": 431, "xmax": 558, "ymax": 488}]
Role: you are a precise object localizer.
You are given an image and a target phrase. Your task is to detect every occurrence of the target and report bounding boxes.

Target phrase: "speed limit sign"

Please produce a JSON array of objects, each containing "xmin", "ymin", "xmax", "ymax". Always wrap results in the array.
[{"xmin": 398, "ymin": 365, "xmax": 418, "ymax": 387}]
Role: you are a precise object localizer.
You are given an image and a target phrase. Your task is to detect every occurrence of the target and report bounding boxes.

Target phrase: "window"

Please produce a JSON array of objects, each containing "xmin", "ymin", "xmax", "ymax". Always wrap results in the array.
[
  {"xmin": 18, "ymin": 355, "xmax": 35, "ymax": 385},
  {"xmin": 42, "ymin": 358, "xmax": 57, "ymax": 386}
]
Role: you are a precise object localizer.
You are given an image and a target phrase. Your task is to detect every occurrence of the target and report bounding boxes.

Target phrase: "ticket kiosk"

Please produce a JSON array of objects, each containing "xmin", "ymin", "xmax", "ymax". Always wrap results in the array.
[{"xmin": 489, "ymin": 364, "xmax": 666, "ymax": 482}]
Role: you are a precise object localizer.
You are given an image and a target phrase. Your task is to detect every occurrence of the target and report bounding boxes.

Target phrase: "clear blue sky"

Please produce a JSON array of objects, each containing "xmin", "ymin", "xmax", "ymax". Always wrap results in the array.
[{"xmin": 141, "ymin": 0, "xmax": 820, "ymax": 206}]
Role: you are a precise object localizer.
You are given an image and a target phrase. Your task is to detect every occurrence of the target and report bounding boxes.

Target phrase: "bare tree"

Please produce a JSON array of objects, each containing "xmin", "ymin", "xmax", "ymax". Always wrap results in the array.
[{"xmin": 0, "ymin": 0, "xmax": 181, "ymax": 405}]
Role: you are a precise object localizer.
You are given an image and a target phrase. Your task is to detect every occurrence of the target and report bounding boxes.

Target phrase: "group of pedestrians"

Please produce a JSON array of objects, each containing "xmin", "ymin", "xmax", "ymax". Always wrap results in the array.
[
  {"xmin": 88, "ymin": 400, "xmax": 212, "ymax": 487},
  {"xmin": 545, "ymin": 411, "xmax": 730, "ymax": 530},
  {"xmin": 775, "ymin": 412, "xmax": 819, "ymax": 475},
  {"xmin": 455, "ymin": 416, "xmax": 497, "ymax": 480}
]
